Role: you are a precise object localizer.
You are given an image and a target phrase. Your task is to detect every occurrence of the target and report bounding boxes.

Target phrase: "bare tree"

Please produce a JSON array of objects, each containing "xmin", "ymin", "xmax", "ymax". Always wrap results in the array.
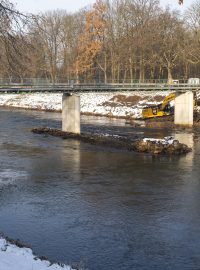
[
  {"xmin": 0, "ymin": 0, "xmax": 32, "ymax": 81},
  {"xmin": 31, "ymin": 11, "xmax": 66, "ymax": 82},
  {"xmin": 2, "ymin": 0, "xmax": 200, "ymax": 83},
  {"xmin": 183, "ymin": 1, "xmax": 200, "ymax": 77}
]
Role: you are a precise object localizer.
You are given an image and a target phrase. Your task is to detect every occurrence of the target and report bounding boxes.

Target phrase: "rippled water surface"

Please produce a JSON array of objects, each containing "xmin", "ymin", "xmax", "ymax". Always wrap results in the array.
[{"xmin": 0, "ymin": 108, "xmax": 200, "ymax": 270}]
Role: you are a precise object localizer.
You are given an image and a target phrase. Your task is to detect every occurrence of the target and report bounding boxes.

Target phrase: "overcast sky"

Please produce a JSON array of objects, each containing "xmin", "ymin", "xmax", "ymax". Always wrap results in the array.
[{"xmin": 13, "ymin": 0, "xmax": 194, "ymax": 14}]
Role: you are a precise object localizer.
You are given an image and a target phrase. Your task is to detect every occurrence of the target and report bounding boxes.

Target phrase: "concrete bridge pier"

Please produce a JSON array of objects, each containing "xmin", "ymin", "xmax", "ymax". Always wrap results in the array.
[
  {"xmin": 62, "ymin": 93, "xmax": 80, "ymax": 134},
  {"xmin": 174, "ymin": 91, "xmax": 194, "ymax": 126}
]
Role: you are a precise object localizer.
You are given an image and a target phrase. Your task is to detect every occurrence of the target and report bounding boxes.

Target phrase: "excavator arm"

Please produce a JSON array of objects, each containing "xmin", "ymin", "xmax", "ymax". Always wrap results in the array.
[
  {"xmin": 160, "ymin": 93, "xmax": 175, "ymax": 110},
  {"xmin": 142, "ymin": 92, "xmax": 197, "ymax": 119}
]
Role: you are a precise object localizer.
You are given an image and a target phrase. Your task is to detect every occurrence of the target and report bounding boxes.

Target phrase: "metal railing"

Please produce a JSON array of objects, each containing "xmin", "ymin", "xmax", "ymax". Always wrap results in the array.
[
  {"xmin": 0, "ymin": 78, "xmax": 192, "ymax": 84},
  {"xmin": 0, "ymin": 82, "xmax": 199, "ymax": 93}
]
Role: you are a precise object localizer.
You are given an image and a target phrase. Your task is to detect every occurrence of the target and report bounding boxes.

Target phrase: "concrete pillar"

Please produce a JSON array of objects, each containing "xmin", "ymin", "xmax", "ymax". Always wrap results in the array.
[
  {"xmin": 62, "ymin": 93, "xmax": 80, "ymax": 134},
  {"xmin": 174, "ymin": 91, "xmax": 193, "ymax": 126}
]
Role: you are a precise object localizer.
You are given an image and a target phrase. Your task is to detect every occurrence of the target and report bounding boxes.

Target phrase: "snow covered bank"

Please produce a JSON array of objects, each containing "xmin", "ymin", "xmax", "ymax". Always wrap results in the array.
[
  {"xmin": 0, "ymin": 238, "xmax": 72, "ymax": 270},
  {"xmin": 0, "ymin": 91, "xmax": 172, "ymax": 119},
  {"xmin": 0, "ymin": 93, "xmax": 62, "ymax": 111}
]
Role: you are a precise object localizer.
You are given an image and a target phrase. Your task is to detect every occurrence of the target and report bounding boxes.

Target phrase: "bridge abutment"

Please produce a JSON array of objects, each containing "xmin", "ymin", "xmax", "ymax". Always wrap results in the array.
[
  {"xmin": 62, "ymin": 93, "xmax": 80, "ymax": 134},
  {"xmin": 174, "ymin": 91, "xmax": 194, "ymax": 126}
]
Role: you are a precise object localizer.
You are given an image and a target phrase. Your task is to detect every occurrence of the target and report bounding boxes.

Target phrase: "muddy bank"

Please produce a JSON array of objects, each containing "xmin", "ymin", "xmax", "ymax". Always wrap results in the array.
[
  {"xmin": 143, "ymin": 113, "xmax": 200, "ymax": 129},
  {"xmin": 144, "ymin": 117, "xmax": 175, "ymax": 129},
  {"xmin": 32, "ymin": 128, "xmax": 191, "ymax": 155}
]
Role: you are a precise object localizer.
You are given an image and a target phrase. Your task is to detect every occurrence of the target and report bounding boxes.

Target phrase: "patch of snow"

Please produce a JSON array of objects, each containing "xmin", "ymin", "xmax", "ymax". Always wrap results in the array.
[
  {"xmin": 0, "ymin": 238, "xmax": 72, "ymax": 270},
  {"xmin": 143, "ymin": 136, "xmax": 175, "ymax": 145},
  {"xmin": 100, "ymin": 133, "xmax": 123, "ymax": 138},
  {"xmin": 0, "ymin": 94, "xmax": 62, "ymax": 111}
]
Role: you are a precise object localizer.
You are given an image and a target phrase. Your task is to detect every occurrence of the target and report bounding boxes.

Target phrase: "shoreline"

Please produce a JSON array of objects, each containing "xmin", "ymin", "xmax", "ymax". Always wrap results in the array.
[
  {"xmin": 0, "ymin": 104, "xmax": 139, "ymax": 121},
  {"xmin": 1, "ymin": 103, "xmax": 200, "ymax": 131},
  {"xmin": 0, "ymin": 91, "xmax": 172, "ymax": 120},
  {"xmin": 0, "ymin": 236, "xmax": 73, "ymax": 270},
  {"xmin": 0, "ymin": 92, "xmax": 200, "ymax": 128}
]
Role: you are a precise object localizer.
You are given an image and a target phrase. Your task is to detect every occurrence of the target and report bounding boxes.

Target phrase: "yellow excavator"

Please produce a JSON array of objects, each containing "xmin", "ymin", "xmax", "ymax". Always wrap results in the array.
[
  {"xmin": 142, "ymin": 93, "xmax": 175, "ymax": 119},
  {"xmin": 142, "ymin": 93, "xmax": 197, "ymax": 119}
]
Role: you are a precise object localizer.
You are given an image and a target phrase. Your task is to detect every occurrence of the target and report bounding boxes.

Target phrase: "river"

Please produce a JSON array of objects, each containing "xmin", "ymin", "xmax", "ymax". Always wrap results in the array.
[{"xmin": 0, "ymin": 108, "xmax": 200, "ymax": 270}]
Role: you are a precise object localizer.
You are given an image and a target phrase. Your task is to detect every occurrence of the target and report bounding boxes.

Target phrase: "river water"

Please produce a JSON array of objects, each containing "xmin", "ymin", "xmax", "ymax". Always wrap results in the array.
[{"xmin": 0, "ymin": 108, "xmax": 200, "ymax": 270}]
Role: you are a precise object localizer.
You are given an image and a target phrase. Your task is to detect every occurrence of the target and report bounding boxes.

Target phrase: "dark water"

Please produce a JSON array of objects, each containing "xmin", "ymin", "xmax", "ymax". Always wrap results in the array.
[{"xmin": 0, "ymin": 108, "xmax": 200, "ymax": 270}]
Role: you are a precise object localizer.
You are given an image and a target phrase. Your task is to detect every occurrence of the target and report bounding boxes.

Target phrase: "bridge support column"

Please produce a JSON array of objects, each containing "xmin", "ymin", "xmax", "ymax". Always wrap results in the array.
[
  {"xmin": 62, "ymin": 93, "xmax": 80, "ymax": 134},
  {"xmin": 174, "ymin": 91, "xmax": 193, "ymax": 126}
]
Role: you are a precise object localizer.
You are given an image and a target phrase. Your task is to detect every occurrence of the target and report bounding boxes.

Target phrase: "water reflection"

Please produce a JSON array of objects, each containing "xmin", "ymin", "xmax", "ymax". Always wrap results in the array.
[
  {"xmin": 174, "ymin": 132, "xmax": 194, "ymax": 148},
  {"xmin": 61, "ymin": 140, "xmax": 81, "ymax": 176},
  {"xmin": 174, "ymin": 132, "xmax": 194, "ymax": 168}
]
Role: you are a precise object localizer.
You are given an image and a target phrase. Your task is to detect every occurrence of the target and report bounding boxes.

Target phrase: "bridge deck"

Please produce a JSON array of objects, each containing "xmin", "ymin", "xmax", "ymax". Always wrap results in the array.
[{"xmin": 0, "ymin": 83, "xmax": 199, "ymax": 93}]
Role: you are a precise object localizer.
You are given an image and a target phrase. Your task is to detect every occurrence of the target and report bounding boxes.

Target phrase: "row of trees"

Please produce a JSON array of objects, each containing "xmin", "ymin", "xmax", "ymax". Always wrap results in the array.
[{"xmin": 0, "ymin": 0, "xmax": 200, "ymax": 83}]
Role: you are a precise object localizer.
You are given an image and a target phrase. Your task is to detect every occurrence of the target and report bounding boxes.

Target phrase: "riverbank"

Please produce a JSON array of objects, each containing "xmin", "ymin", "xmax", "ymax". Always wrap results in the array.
[
  {"xmin": 2, "ymin": 91, "xmax": 200, "ymax": 131},
  {"xmin": 0, "ymin": 237, "xmax": 72, "ymax": 270},
  {"xmin": 0, "ymin": 91, "xmax": 173, "ymax": 119}
]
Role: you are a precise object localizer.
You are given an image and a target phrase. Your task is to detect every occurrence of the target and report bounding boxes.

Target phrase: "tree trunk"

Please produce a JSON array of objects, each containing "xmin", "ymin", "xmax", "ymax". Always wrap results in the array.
[
  {"xmin": 111, "ymin": 63, "xmax": 115, "ymax": 83},
  {"xmin": 184, "ymin": 63, "xmax": 188, "ymax": 80},
  {"xmin": 111, "ymin": 51, "xmax": 115, "ymax": 83},
  {"xmin": 129, "ymin": 56, "xmax": 133, "ymax": 83},
  {"xmin": 150, "ymin": 67, "xmax": 155, "ymax": 80},
  {"xmin": 123, "ymin": 68, "xmax": 127, "ymax": 83},
  {"xmin": 139, "ymin": 59, "xmax": 145, "ymax": 83},
  {"xmin": 167, "ymin": 63, "xmax": 173, "ymax": 84},
  {"xmin": 158, "ymin": 66, "xmax": 162, "ymax": 80},
  {"xmin": 104, "ymin": 54, "xmax": 107, "ymax": 84},
  {"xmin": 117, "ymin": 64, "xmax": 120, "ymax": 83}
]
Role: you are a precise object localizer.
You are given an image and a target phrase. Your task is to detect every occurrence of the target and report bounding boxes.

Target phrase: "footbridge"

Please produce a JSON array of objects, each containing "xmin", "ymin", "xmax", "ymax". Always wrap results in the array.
[{"xmin": 0, "ymin": 82, "xmax": 199, "ymax": 93}]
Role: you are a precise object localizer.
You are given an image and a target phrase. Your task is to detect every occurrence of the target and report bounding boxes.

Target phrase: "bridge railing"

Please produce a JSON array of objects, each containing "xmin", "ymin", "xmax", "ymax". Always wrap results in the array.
[
  {"xmin": 0, "ymin": 82, "xmax": 199, "ymax": 93},
  {"xmin": 0, "ymin": 78, "xmax": 194, "ymax": 84}
]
